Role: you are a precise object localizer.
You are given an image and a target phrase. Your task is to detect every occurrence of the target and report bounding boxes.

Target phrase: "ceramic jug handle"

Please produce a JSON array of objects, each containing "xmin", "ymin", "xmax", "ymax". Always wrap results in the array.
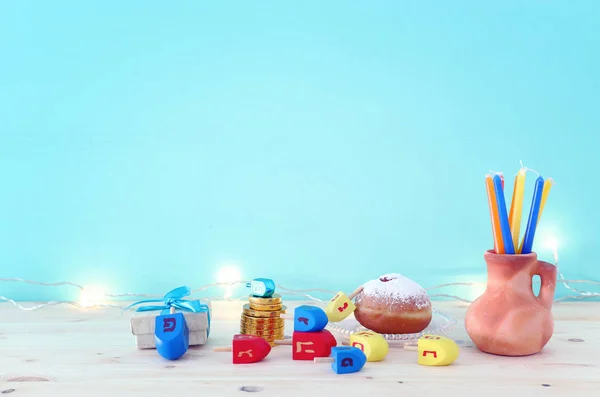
[{"xmin": 535, "ymin": 260, "xmax": 557, "ymax": 309}]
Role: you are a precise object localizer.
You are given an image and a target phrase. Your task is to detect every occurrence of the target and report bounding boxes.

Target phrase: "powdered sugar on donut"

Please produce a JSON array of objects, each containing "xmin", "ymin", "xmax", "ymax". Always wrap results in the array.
[{"xmin": 361, "ymin": 273, "xmax": 430, "ymax": 308}]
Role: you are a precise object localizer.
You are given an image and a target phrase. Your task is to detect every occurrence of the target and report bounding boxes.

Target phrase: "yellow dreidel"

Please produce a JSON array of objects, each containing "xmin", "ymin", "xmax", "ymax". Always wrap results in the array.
[
  {"xmin": 325, "ymin": 286, "xmax": 364, "ymax": 323},
  {"xmin": 404, "ymin": 335, "xmax": 459, "ymax": 366},
  {"xmin": 349, "ymin": 331, "xmax": 389, "ymax": 362}
]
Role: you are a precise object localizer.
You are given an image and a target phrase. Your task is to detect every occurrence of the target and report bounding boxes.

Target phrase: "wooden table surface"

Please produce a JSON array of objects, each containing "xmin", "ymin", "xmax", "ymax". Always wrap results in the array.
[{"xmin": 1, "ymin": 300, "xmax": 599, "ymax": 396}]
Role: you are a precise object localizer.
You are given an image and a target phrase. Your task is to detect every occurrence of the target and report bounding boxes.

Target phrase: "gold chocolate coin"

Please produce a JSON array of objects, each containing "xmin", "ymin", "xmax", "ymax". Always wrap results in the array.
[
  {"xmin": 242, "ymin": 303, "xmax": 286, "ymax": 318},
  {"xmin": 240, "ymin": 327, "xmax": 285, "ymax": 338},
  {"xmin": 241, "ymin": 321, "xmax": 284, "ymax": 333},
  {"xmin": 241, "ymin": 317, "xmax": 285, "ymax": 330},
  {"xmin": 248, "ymin": 293, "xmax": 282, "ymax": 305},
  {"xmin": 249, "ymin": 302, "xmax": 283, "ymax": 311},
  {"xmin": 241, "ymin": 314, "xmax": 285, "ymax": 325}
]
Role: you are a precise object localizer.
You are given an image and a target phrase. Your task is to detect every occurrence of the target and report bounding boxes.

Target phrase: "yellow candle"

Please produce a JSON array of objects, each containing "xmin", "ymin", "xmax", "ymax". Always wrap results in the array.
[
  {"xmin": 485, "ymin": 175, "xmax": 504, "ymax": 254},
  {"xmin": 508, "ymin": 169, "xmax": 526, "ymax": 253},
  {"xmin": 537, "ymin": 178, "xmax": 553, "ymax": 225}
]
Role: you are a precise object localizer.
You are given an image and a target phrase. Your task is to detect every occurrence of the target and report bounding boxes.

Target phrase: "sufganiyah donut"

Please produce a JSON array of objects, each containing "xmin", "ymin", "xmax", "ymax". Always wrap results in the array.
[{"xmin": 354, "ymin": 273, "xmax": 432, "ymax": 334}]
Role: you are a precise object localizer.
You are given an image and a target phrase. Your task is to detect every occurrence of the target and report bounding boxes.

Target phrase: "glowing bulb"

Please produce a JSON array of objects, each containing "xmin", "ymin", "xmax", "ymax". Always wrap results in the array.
[
  {"xmin": 79, "ymin": 286, "xmax": 106, "ymax": 308},
  {"xmin": 216, "ymin": 265, "xmax": 242, "ymax": 284},
  {"xmin": 216, "ymin": 265, "xmax": 242, "ymax": 299},
  {"xmin": 543, "ymin": 236, "xmax": 559, "ymax": 262},
  {"xmin": 543, "ymin": 236, "xmax": 558, "ymax": 252}
]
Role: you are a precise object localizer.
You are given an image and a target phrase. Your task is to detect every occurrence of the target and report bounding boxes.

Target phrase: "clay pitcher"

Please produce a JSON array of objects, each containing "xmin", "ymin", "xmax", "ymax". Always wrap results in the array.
[{"xmin": 465, "ymin": 250, "xmax": 557, "ymax": 356}]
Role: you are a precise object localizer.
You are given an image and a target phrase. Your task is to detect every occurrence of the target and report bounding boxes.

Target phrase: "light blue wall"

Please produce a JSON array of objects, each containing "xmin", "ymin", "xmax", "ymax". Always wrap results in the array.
[{"xmin": 1, "ymin": 1, "xmax": 599, "ymax": 302}]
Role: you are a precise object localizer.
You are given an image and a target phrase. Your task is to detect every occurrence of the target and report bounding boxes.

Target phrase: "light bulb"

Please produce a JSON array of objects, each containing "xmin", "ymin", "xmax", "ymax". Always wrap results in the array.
[
  {"xmin": 216, "ymin": 265, "xmax": 242, "ymax": 299},
  {"xmin": 216, "ymin": 265, "xmax": 242, "ymax": 284},
  {"xmin": 79, "ymin": 286, "xmax": 106, "ymax": 308}
]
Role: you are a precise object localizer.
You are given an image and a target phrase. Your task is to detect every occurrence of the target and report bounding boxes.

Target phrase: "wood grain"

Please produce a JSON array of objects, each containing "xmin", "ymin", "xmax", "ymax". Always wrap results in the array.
[{"xmin": 1, "ymin": 301, "xmax": 599, "ymax": 396}]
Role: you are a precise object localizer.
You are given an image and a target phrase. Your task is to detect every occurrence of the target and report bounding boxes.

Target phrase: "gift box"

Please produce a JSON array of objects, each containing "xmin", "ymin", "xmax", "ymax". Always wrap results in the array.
[{"xmin": 126, "ymin": 286, "xmax": 212, "ymax": 350}]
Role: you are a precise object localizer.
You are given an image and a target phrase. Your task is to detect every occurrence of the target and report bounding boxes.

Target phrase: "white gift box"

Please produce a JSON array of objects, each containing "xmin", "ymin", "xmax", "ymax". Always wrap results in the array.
[{"xmin": 130, "ymin": 301, "xmax": 212, "ymax": 349}]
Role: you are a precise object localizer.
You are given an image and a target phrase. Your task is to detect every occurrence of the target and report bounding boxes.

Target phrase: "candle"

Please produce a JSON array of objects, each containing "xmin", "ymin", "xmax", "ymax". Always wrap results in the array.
[
  {"xmin": 485, "ymin": 175, "xmax": 504, "ymax": 254},
  {"xmin": 519, "ymin": 176, "xmax": 545, "ymax": 254},
  {"xmin": 536, "ymin": 178, "xmax": 553, "ymax": 225},
  {"xmin": 508, "ymin": 168, "xmax": 526, "ymax": 251},
  {"xmin": 493, "ymin": 175, "xmax": 515, "ymax": 254}
]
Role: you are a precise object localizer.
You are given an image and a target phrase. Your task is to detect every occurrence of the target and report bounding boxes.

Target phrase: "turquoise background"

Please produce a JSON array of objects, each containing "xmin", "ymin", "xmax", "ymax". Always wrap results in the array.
[{"xmin": 1, "ymin": 1, "xmax": 599, "ymax": 303}]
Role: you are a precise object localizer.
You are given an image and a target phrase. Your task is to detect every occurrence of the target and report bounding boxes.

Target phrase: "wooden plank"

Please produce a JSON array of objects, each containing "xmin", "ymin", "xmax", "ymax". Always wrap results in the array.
[{"xmin": 1, "ymin": 301, "xmax": 599, "ymax": 396}]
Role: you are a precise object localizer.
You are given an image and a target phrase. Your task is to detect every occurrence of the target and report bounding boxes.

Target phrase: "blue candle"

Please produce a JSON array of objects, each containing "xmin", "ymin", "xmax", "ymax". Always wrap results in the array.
[
  {"xmin": 493, "ymin": 175, "xmax": 515, "ymax": 254},
  {"xmin": 520, "ymin": 176, "xmax": 545, "ymax": 254}
]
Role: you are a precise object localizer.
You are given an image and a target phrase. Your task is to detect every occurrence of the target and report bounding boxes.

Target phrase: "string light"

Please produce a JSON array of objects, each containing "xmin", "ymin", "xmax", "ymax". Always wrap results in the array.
[
  {"xmin": 1, "ymin": 246, "xmax": 599, "ymax": 310},
  {"xmin": 79, "ymin": 286, "xmax": 107, "ymax": 308}
]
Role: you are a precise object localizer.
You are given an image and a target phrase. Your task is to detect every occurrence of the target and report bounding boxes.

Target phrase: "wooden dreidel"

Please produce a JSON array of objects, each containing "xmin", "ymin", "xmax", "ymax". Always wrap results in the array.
[
  {"xmin": 294, "ymin": 305, "xmax": 328, "ymax": 332},
  {"xmin": 404, "ymin": 335, "xmax": 460, "ymax": 366},
  {"xmin": 213, "ymin": 334, "xmax": 272, "ymax": 364},
  {"xmin": 154, "ymin": 306, "xmax": 189, "ymax": 360},
  {"xmin": 275, "ymin": 330, "xmax": 337, "ymax": 360},
  {"xmin": 246, "ymin": 278, "xmax": 276, "ymax": 298},
  {"xmin": 314, "ymin": 346, "xmax": 367, "ymax": 374},
  {"xmin": 349, "ymin": 331, "xmax": 389, "ymax": 362},
  {"xmin": 325, "ymin": 286, "xmax": 363, "ymax": 322}
]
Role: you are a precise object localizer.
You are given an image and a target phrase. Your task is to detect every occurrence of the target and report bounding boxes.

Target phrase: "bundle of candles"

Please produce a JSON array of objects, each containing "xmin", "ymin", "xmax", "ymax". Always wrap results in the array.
[{"xmin": 485, "ymin": 165, "xmax": 553, "ymax": 255}]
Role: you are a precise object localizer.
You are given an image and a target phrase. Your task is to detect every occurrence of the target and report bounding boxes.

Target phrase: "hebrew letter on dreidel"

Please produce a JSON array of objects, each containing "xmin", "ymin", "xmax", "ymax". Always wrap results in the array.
[
  {"xmin": 351, "ymin": 342, "xmax": 364, "ymax": 351},
  {"xmin": 296, "ymin": 341, "xmax": 315, "ymax": 353},
  {"xmin": 163, "ymin": 318, "xmax": 176, "ymax": 332},
  {"xmin": 341, "ymin": 358, "xmax": 353, "ymax": 367},
  {"xmin": 423, "ymin": 350, "xmax": 437, "ymax": 358},
  {"xmin": 237, "ymin": 349, "xmax": 253, "ymax": 358}
]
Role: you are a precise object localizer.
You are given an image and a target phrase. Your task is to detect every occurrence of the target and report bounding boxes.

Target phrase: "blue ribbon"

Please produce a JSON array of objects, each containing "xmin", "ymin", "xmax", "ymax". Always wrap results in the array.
[{"xmin": 124, "ymin": 286, "xmax": 211, "ymax": 336}]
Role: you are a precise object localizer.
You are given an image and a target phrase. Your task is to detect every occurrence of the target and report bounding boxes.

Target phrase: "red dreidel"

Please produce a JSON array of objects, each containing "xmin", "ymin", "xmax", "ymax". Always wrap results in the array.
[
  {"xmin": 325, "ymin": 286, "xmax": 364, "ymax": 323},
  {"xmin": 314, "ymin": 346, "xmax": 367, "ymax": 374},
  {"xmin": 213, "ymin": 334, "xmax": 272, "ymax": 364},
  {"xmin": 274, "ymin": 330, "xmax": 337, "ymax": 360}
]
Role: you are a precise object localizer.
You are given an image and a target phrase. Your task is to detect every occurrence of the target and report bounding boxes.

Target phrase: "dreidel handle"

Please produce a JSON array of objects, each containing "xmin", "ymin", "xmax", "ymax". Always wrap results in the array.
[
  {"xmin": 170, "ymin": 306, "xmax": 176, "ymax": 314},
  {"xmin": 213, "ymin": 346, "xmax": 233, "ymax": 352},
  {"xmin": 314, "ymin": 357, "xmax": 334, "ymax": 363},
  {"xmin": 348, "ymin": 286, "xmax": 364, "ymax": 300},
  {"xmin": 273, "ymin": 339, "xmax": 292, "ymax": 346},
  {"xmin": 403, "ymin": 344, "xmax": 418, "ymax": 351}
]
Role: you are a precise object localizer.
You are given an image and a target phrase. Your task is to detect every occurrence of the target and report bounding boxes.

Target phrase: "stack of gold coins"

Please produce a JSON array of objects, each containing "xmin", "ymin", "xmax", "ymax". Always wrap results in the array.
[{"xmin": 240, "ymin": 293, "xmax": 286, "ymax": 346}]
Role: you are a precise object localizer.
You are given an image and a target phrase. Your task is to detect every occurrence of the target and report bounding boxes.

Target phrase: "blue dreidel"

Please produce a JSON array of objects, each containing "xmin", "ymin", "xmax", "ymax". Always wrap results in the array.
[
  {"xmin": 294, "ymin": 305, "xmax": 329, "ymax": 332},
  {"xmin": 314, "ymin": 346, "xmax": 367, "ymax": 374},
  {"xmin": 246, "ymin": 278, "xmax": 276, "ymax": 298},
  {"xmin": 154, "ymin": 307, "xmax": 189, "ymax": 360}
]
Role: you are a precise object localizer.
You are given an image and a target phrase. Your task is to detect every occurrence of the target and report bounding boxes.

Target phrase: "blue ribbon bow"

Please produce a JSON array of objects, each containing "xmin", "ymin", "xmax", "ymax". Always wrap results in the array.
[{"xmin": 124, "ymin": 286, "xmax": 211, "ymax": 336}]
